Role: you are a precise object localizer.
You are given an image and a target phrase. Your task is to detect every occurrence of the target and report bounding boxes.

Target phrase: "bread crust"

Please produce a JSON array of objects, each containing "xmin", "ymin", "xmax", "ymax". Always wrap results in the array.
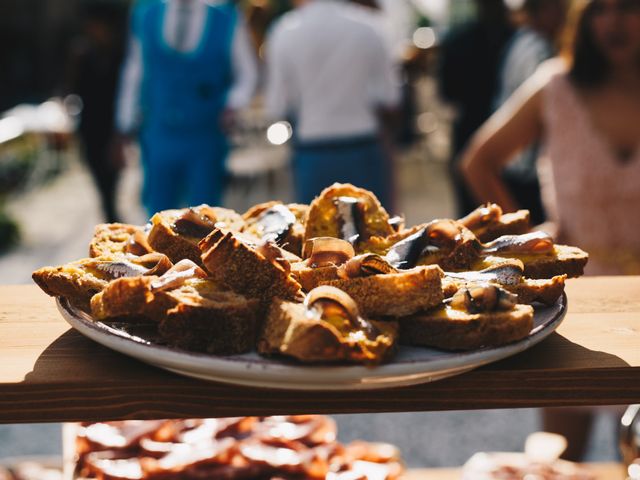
[
  {"xmin": 89, "ymin": 223, "xmax": 144, "ymax": 258},
  {"xmin": 443, "ymin": 274, "xmax": 566, "ymax": 306},
  {"xmin": 400, "ymin": 304, "xmax": 534, "ymax": 350},
  {"xmin": 475, "ymin": 245, "xmax": 589, "ymax": 279},
  {"xmin": 91, "ymin": 276, "xmax": 261, "ymax": 354},
  {"xmin": 322, "ymin": 266, "xmax": 444, "ymax": 317},
  {"xmin": 258, "ymin": 299, "xmax": 398, "ymax": 364},
  {"xmin": 470, "ymin": 210, "xmax": 531, "ymax": 243},
  {"xmin": 200, "ymin": 230, "xmax": 302, "ymax": 305},
  {"xmin": 304, "ymin": 183, "xmax": 394, "ymax": 252},
  {"xmin": 148, "ymin": 207, "xmax": 244, "ymax": 265}
]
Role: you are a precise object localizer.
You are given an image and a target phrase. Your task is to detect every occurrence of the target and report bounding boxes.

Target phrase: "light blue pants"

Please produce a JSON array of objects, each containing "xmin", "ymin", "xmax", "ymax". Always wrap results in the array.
[
  {"xmin": 293, "ymin": 136, "xmax": 391, "ymax": 208},
  {"xmin": 140, "ymin": 128, "xmax": 228, "ymax": 215}
]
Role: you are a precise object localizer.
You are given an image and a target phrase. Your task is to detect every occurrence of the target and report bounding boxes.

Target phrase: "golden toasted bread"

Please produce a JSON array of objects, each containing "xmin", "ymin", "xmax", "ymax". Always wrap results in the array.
[
  {"xmin": 290, "ymin": 262, "xmax": 340, "ymax": 292},
  {"xmin": 32, "ymin": 253, "xmax": 172, "ymax": 309},
  {"xmin": 459, "ymin": 205, "xmax": 531, "ymax": 242},
  {"xmin": 91, "ymin": 276, "xmax": 261, "ymax": 354},
  {"xmin": 476, "ymin": 245, "xmax": 588, "ymax": 279},
  {"xmin": 33, "ymin": 258, "xmax": 113, "ymax": 310},
  {"xmin": 200, "ymin": 229, "xmax": 302, "ymax": 305},
  {"xmin": 304, "ymin": 183, "xmax": 394, "ymax": 253},
  {"xmin": 322, "ymin": 265, "xmax": 444, "ymax": 317},
  {"xmin": 89, "ymin": 223, "xmax": 151, "ymax": 258},
  {"xmin": 400, "ymin": 303, "xmax": 534, "ymax": 350},
  {"xmin": 258, "ymin": 297, "xmax": 398, "ymax": 364},
  {"xmin": 148, "ymin": 206, "xmax": 244, "ymax": 264},
  {"xmin": 242, "ymin": 201, "xmax": 308, "ymax": 257}
]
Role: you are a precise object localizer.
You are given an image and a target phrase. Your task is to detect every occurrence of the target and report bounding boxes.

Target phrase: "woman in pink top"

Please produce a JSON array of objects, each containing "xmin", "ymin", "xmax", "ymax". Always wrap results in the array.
[{"xmin": 462, "ymin": 0, "xmax": 640, "ymax": 276}]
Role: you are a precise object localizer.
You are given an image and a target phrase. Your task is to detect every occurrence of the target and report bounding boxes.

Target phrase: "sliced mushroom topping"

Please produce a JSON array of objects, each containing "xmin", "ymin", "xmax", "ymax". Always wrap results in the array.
[
  {"xmin": 126, "ymin": 230, "xmax": 154, "ymax": 256},
  {"xmin": 304, "ymin": 286, "xmax": 378, "ymax": 340},
  {"xmin": 255, "ymin": 204, "xmax": 297, "ymax": 244},
  {"xmin": 334, "ymin": 196, "xmax": 366, "ymax": 244},
  {"xmin": 150, "ymin": 259, "xmax": 208, "ymax": 292},
  {"xmin": 444, "ymin": 260, "xmax": 524, "ymax": 286},
  {"xmin": 458, "ymin": 203, "xmax": 502, "ymax": 230},
  {"xmin": 448, "ymin": 283, "xmax": 518, "ymax": 313},
  {"xmin": 483, "ymin": 231, "xmax": 554, "ymax": 254},
  {"xmin": 172, "ymin": 208, "xmax": 217, "ymax": 239},
  {"xmin": 337, "ymin": 254, "xmax": 397, "ymax": 279},
  {"xmin": 305, "ymin": 237, "xmax": 355, "ymax": 268}
]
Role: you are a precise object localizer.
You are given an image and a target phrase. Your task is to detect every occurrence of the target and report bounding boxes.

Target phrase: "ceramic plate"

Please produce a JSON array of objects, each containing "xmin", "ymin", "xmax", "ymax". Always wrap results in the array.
[{"xmin": 57, "ymin": 295, "xmax": 566, "ymax": 391}]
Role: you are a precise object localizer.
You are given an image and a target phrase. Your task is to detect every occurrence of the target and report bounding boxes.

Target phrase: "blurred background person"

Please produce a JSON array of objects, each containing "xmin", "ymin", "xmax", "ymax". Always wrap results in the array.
[
  {"xmin": 463, "ymin": 0, "xmax": 640, "ymax": 458},
  {"xmin": 437, "ymin": 0, "xmax": 514, "ymax": 217},
  {"xmin": 493, "ymin": 0, "xmax": 568, "ymax": 225},
  {"xmin": 264, "ymin": 0, "xmax": 400, "ymax": 210},
  {"xmin": 64, "ymin": 2, "xmax": 127, "ymax": 223},
  {"xmin": 115, "ymin": 0, "xmax": 258, "ymax": 215}
]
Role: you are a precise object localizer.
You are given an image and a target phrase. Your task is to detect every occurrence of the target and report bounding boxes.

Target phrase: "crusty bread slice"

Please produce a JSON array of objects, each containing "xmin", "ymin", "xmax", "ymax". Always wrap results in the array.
[
  {"xmin": 242, "ymin": 201, "xmax": 308, "ymax": 257},
  {"xmin": 475, "ymin": 245, "xmax": 588, "ymax": 279},
  {"xmin": 258, "ymin": 299, "xmax": 398, "ymax": 364},
  {"xmin": 89, "ymin": 223, "xmax": 147, "ymax": 258},
  {"xmin": 200, "ymin": 229, "xmax": 302, "ymax": 304},
  {"xmin": 399, "ymin": 303, "xmax": 534, "ymax": 350},
  {"xmin": 91, "ymin": 276, "xmax": 261, "ymax": 354},
  {"xmin": 290, "ymin": 262, "xmax": 340, "ymax": 292},
  {"xmin": 32, "ymin": 258, "xmax": 113, "ymax": 310},
  {"xmin": 303, "ymin": 183, "xmax": 394, "ymax": 252},
  {"xmin": 469, "ymin": 210, "xmax": 531, "ymax": 242},
  {"xmin": 443, "ymin": 274, "xmax": 566, "ymax": 306},
  {"xmin": 321, "ymin": 265, "xmax": 443, "ymax": 317},
  {"xmin": 148, "ymin": 206, "xmax": 244, "ymax": 265}
]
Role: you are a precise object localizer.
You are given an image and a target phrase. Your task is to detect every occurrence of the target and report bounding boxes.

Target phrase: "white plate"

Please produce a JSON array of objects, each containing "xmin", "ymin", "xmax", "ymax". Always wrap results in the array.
[{"xmin": 57, "ymin": 295, "xmax": 566, "ymax": 391}]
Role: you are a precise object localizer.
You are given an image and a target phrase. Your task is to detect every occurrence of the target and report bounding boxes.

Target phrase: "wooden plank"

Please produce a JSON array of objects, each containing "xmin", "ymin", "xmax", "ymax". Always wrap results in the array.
[
  {"xmin": 402, "ymin": 463, "xmax": 625, "ymax": 479},
  {"xmin": 0, "ymin": 277, "xmax": 639, "ymax": 423}
]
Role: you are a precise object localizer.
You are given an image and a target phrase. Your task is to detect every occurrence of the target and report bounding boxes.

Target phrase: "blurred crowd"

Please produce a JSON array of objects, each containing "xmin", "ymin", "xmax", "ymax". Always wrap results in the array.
[
  {"xmin": 0, "ymin": 0, "xmax": 639, "ymax": 466},
  {"xmin": 2, "ymin": 0, "xmax": 639, "ymax": 276}
]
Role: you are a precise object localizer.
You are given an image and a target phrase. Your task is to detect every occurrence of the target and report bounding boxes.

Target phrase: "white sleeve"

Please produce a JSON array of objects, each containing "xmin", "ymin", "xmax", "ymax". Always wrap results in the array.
[
  {"xmin": 115, "ymin": 36, "xmax": 143, "ymax": 134},
  {"xmin": 226, "ymin": 16, "xmax": 258, "ymax": 110},
  {"xmin": 368, "ymin": 30, "xmax": 400, "ymax": 109},
  {"xmin": 264, "ymin": 26, "xmax": 291, "ymax": 121}
]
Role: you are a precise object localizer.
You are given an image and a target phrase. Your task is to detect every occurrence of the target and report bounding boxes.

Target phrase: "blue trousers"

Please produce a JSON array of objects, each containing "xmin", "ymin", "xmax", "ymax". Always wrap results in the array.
[
  {"xmin": 293, "ymin": 136, "xmax": 391, "ymax": 208},
  {"xmin": 140, "ymin": 128, "xmax": 228, "ymax": 215}
]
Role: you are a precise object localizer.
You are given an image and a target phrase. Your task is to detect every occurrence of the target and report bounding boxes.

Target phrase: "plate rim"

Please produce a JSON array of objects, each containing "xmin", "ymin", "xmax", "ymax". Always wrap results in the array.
[{"xmin": 56, "ymin": 294, "xmax": 567, "ymax": 391}]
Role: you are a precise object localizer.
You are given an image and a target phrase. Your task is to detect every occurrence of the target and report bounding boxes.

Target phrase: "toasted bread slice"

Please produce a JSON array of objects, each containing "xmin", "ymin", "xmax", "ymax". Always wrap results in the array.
[
  {"xmin": 200, "ymin": 229, "xmax": 302, "ymax": 304},
  {"xmin": 34, "ymin": 251, "xmax": 176, "ymax": 308},
  {"xmin": 458, "ymin": 205, "xmax": 530, "ymax": 242},
  {"xmin": 399, "ymin": 303, "xmax": 534, "ymax": 350},
  {"xmin": 148, "ymin": 206, "xmax": 244, "ymax": 264},
  {"xmin": 258, "ymin": 299, "xmax": 398, "ymax": 364},
  {"xmin": 443, "ymin": 273, "xmax": 566, "ymax": 306},
  {"xmin": 89, "ymin": 223, "xmax": 151, "ymax": 258},
  {"xmin": 476, "ymin": 245, "xmax": 588, "ymax": 279},
  {"xmin": 33, "ymin": 258, "xmax": 113, "ymax": 309},
  {"xmin": 304, "ymin": 183, "xmax": 394, "ymax": 253},
  {"xmin": 242, "ymin": 201, "xmax": 308, "ymax": 257},
  {"xmin": 321, "ymin": 265, "xmax": 444, "ymax": 317},
  {"xmin": 91, "ymin": 276, "xmax": 260, "ymax": 354},
  {"xmin": 290, "ymin": 262, "xmax": 340, "ymax": 292}
]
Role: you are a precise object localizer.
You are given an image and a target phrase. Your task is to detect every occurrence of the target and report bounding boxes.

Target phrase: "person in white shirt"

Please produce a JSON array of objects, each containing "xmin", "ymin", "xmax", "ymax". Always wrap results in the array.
[
  {"xmin": 115, "ymin": 0, "xmax": 257, "ymax": 214},
  {"xmin": 265, "ymin": 0, "xmax": 400, "ymax": 208}
]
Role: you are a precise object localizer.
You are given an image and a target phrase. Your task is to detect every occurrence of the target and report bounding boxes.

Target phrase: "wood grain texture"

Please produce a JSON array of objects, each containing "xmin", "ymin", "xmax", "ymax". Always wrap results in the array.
[
  {"xmin": 401, "ymin": 463, "xmax": 625, "ymax": 479},
  {"xmin": 0, "ymin": 277, "xmax": 639, "ymax": 423}
]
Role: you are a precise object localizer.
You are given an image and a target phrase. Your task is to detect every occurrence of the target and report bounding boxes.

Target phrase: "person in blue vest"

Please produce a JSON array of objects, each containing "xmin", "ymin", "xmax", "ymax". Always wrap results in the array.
[{"xmin": 115, "ymin": 0, "xmax": 257, "ymax": 215}]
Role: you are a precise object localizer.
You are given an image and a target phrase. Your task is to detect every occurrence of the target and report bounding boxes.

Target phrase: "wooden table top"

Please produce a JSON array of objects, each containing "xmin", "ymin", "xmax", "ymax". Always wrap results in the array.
[
  {"xmin": 1, "ymin": 276, "xmax": 639, "ymax": 423},
  {"xmin": 402, "ymin": 463, "xmax": 625, "ymax": 479}
]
